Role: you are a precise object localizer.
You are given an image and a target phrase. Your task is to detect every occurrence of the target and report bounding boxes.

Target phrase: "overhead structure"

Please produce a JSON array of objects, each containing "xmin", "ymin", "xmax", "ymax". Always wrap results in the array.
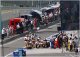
[
  {"xmin": 41, "ymin": 2, "xmax": 60, "ymax": 11},
  {"xmin": 30, "ymin": 10, "xmax": 42, "ymax": 21}
]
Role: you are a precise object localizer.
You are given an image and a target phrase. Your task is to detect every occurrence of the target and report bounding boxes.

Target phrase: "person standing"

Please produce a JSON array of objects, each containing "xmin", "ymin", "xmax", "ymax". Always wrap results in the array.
[
  {"xmin": 33, "ymin": 18, "xmax": 37, "ymax": 30},
  {"xmin": 19, "ymin": 22, "xmax": 24, "ymax": 33},
  {"xmin": 6, "ymin": 28, "xmax": 9, "ymax": 37},
  {"xmin": 50, "ymin": 39, "xmax": 55, "ymax": 48},
  {"xmin": 25, "ymin": 19, "xmax": 28, "ymax": 30},
  {"xmin": 29, "ymin": 21, "xmax": 34, "ymax": 33},
  {"xmin": 1, "ymin": 28, "xmax": 6, "ymax": 39},
  {"xmin": 59, "ymin": 35, "xmax": 63, "ymax": 48},
  {"xmin": 16, "ymin": 23, "xmax": 20, "ymax": 34},
  {"xmin": 7, "ymin": 25, "xmax": 10, "ymax": 37},
  {"xmin": 69, "ymin": 38, "xmax": 73, "ymax": 51},
  {"xmin": 74, "ymin": 36, "xmax": 79, "ymax": 49},
  {"xmin": 65, "ymin": 36, "xmax": 68, "ymax": 51},
  {"xmin": 73, "ymin": 36, "xmax": 79, "ymax": 54}
]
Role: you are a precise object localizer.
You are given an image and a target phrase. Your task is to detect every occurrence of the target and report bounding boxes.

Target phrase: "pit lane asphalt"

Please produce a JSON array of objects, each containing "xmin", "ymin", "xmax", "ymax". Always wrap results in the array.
[{"xmin": 2, "ymin": 23, "xmax": 59, "ymax": 57}]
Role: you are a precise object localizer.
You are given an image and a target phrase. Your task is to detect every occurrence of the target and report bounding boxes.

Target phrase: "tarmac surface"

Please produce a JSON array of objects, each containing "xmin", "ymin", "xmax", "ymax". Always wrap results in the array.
[
  {"xmin": 0, "ymin": 23, "xmax": 59, "ymax": 57},
  {"xmin": 0, "ymin": 7, "xmax": 80, "ymax": 57},
  {"xmin": 0, "ymin": 23, "xmax": 80, "ymax": 57},
  {"xmin": 1, "ymin": 7, "xmax": 41, "ymax": 28}
]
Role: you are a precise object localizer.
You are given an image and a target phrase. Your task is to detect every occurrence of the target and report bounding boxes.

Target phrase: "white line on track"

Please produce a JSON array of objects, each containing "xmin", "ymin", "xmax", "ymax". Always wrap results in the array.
[
  {"xmin": 4, "ymin": 37, "xmax": 24, "ymax": 57},
  {"xmin": 0, "ymin": 37, "xmax": 24, "ymax": 57},
  {"xmin": 2, "ymin": 23, "xmax": 60, "ymax": 57},
  {"xmin": 0, "ymin": 37, "xmax": 24, "ymax": 47},
  {"xmin": 4, "ymin": 50, "xmax": 18, "ymax": 57}
]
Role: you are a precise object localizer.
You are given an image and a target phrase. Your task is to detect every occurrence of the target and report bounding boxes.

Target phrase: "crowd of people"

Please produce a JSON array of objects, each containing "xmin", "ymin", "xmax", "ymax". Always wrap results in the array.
[
  {"xmin": 24, "ymin": 33, "xmax": 50, "ymax": 49},
  {"xmin": 1, "ymin": 10, "xmax": 59, "ymax": 39},
  {"xmin": 1, "ymin": 19, "xmax": 35, "ymax": 39},
  {"xmin": 24, "ymin": 32, "xmax": 79, "ymax": 53},
  {"xmin": 55, "ymin": 32, "xmax": 79, "ymax": 52},
  {"xmin": 1, "ymin": 3, "xmax": 60, "ymax": 40}
]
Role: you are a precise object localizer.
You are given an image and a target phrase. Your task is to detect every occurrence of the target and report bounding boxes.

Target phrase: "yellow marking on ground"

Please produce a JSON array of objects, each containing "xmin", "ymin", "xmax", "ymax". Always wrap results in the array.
[{"xmin": 1, "ymin": 9, "xmax": 19, "ymax": 14}]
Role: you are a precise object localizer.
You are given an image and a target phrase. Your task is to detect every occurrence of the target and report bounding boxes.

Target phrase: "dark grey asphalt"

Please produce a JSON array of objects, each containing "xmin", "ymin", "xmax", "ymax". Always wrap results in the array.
[
  {"xmin": 1, "ymin": 7, "xmax": 41, "ymax": 28},
  {"xmin": 2, "ymin": 23, "xmax": 59, "ymax": 57},
  {"xmin": 0, "ymin": 19, "xmax": 60, "ymax": 44},
  {"xmin": 0, "ymin": 23, "xmax": 80, "ymax": 57}
]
